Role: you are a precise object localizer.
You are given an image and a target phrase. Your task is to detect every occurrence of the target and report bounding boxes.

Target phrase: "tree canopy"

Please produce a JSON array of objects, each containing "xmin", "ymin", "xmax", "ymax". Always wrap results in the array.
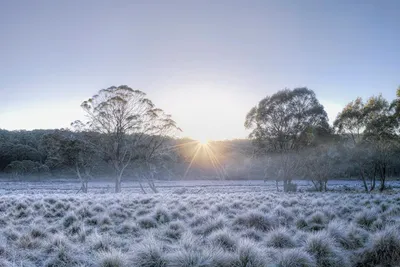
[{"xmin": 245, "ymin": 87, "xmax": 330, "ymax": 152}]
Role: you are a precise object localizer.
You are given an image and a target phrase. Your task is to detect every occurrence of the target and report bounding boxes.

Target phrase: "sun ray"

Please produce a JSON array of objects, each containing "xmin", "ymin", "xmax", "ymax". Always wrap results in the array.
[
  {"xmin": 204, "ymin": 144, "xmax": 227, "ymax": 179},
  {"xmin": 183, "ymin": 143, "xmax": 202, "ymax": 178}
]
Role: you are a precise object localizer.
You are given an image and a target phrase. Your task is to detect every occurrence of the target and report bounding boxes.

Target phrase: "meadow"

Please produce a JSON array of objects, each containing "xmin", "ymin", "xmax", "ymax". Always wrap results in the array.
[{"xmin": 0, "ymin": 180, "xmax": 400, "ymax": 267}]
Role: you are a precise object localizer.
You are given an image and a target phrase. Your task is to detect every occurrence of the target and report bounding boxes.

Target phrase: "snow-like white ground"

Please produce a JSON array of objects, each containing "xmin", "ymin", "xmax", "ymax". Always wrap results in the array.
[
  {"xmin": 0, "ymin": 180, "xmax": 399, "ymax": 266},
  {"xmin": 1, "ymin": 179, "xmax": 400, "ymax": 195}
]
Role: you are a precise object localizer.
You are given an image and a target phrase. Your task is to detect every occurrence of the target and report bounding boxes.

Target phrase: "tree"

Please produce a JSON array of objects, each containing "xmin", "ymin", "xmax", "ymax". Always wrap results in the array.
[
  {"xmin": 245, "ymin": 87, "xmax": 329, "ymax": 192},
  {"xmin": 263, "ymin": 152, "xmax": 302, "ymax": 192},
  {"xmin": 74, "ymin": 85, "xmax": 180, "ymax": 193},
  {"xmin": 302, "ymin": 144, "xmax": 339, "ymax": 192},
  {"xmin": 334, "ymin": 95, "xmax": 399, "ymax": 192},
  {"xmin": 5, "ymin": 160, "xmax": 49, "ymax": 178},
  {"xmin": 41, "ymin": 130, "xmax": 99, "ymax": 192},
  {"xmin": 245, "ymin": 87, "xmax": 329, "ymax": 152}
]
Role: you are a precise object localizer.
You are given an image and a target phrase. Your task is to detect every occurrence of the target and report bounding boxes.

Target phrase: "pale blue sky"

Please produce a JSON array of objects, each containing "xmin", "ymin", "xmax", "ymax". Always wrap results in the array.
[{"xmin": 1, "ymin": 0, "xmax": 399, "ymax": 140}]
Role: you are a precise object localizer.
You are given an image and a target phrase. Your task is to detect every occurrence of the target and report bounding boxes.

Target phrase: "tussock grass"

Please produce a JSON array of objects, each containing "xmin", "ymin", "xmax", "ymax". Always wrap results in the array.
[
  {"xmin": 97, "ymin": 249, "xmax": 128, "ymax": 267},
  {"xmin": 266, "ymin": 227, "xmax": 297, "ymax": 248},
  {"xmin": 278, "ymin": 248, "xmax": 316, "ymax": 267},
  {"xmin": 355, "ymin": 227, "xmax": 400, "ymax": 266},
  {"xmin": 0, "ymin": 189, "xmax": 399, "ymax": 266},
  {"xmin": 233, "ymin": 212, "xmax": 277, "ymax": 232}
]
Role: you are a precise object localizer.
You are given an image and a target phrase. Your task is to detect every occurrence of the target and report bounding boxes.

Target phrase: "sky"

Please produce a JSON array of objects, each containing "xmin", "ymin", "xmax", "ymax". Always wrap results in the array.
[{"xmin": 0, "ymin": 0, "xmax": 399, "ymax": 141}]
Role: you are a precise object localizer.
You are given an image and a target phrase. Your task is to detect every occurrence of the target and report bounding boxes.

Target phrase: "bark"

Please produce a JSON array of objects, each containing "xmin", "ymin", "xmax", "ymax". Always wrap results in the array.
[{"xmin": 115, "ymin": 175, "xmax": 122, "ymax": 193}]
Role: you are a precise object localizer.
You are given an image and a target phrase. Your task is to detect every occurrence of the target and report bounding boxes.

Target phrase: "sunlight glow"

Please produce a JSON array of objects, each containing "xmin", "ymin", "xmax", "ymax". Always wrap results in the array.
[{"xmin": 197, "ymin": 137, "xmax": 210, "ymax": 145}]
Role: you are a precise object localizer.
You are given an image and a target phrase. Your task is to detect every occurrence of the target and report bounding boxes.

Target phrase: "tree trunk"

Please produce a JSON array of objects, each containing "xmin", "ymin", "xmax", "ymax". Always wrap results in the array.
[
  {"xmin": 379, "ymin": 164, "xmax": 386, "ymax": 192},
  {"xmin": 311, "ymin": 180, "xmax": 319, "ymax": 191},
  {"xmin": 115, "ymin": 175, "xmax": 122, "ymax": 193},
  {"xmin": 75, "ymin": 164, "xmax": 88, "ymax": 194},
  {"xmin": 359, "ymin": 168, "xmax": 369, "ymax": 193},
  {"xmin": 139, "ymin": 181, "xmax": 147, "ymax": 194},
  {"xmin": 275, "ymin": 180, "xmax": 279, "ymax": 191},
  {"xmin": 83, "ymin": 181, "xmax": 88, "ymax": 193}
]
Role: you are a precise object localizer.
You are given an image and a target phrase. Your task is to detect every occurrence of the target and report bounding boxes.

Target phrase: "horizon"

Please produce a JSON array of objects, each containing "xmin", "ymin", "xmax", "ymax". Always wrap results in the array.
[{"xmin": 1, "ymin": 0, "xmax": 399, "ymax": 141}]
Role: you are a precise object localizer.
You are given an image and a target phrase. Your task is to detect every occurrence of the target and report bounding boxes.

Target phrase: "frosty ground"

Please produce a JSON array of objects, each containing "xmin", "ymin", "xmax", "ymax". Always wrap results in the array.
[{"xmin": 0, "ymin": 180, "xmax": 400, "ymax": 267}]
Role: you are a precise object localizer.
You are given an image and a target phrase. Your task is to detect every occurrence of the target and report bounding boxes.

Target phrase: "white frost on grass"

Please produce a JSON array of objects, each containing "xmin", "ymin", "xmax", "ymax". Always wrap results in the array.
[{"xmin": 0, "ymin": 187, "xmax": 399, "ymax": 266}]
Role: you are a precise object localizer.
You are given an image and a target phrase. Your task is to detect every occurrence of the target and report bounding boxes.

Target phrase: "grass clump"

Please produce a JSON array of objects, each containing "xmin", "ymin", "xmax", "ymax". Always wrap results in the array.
[
  {"xmin": 63, "ymin": 212, "xmax": 78, "ymax": 228},
  {"xmin": 277, "ymin": 249, "xmax": 316, "ymax": 267},
  {"xmin": 233, "ymin": 212, "xmax": 277, "ymax": 232},
  {"xmin": 98, "ymin": 249, "xmax": 128, "ymax": 267},
  {"xmin": 305, "ymin": 232, "xmax": 349, "ymax": 267},
  {"xmin": 355, "ymin": 210, "xmax": 378, "ymax": 230},
  {"xmin": 266, "ymin": 228, "xmax": 297, "ymax": 248},
  {"xmin": 209, "ymin": 230, "xmax": 237, "ymax": 252},
  {"xmin": 168, "ymin": 248, "xmax": 214, "ymax": 267},
  {"xmin": 354, "ymin": 228, "xmax": 400, "ymax": 267},
  {"xmin": 131, "ymin": 240, "xmax": 167, "ymax": 267},
  {"xmin": 138, "ymin": 217, "xmax": 158, "ymax": 229}
]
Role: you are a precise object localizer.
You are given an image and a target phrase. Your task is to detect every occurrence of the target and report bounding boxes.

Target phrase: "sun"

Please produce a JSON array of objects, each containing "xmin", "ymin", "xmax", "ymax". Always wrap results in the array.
[{"xmin": 197, "ymin": 137, "xmax": 209, "ymax": 145}]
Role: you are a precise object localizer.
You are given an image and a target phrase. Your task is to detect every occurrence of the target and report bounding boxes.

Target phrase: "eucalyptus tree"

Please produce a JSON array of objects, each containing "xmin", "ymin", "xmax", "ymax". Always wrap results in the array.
[
  {"xmin": 74, "ymin": 85, "xmax": 180, "ymax": 193},
  {"xmin": 302, "ymin": 144, "xmax": 339, "ymax": 192},
  {"xmin": 334, "ymin": 94, "xmax": 399, "ymax": 192},
  {"xmin": 41, "ymin": 130, "xmax": 98, "ymax": 193},
  {"xmin": 245, "ymin": 87, "xmax": 329, "ymax": 191}
]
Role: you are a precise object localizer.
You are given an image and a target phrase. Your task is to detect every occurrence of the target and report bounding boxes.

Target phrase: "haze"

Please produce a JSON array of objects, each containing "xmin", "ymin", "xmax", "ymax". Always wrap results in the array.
[{"xmin": 1, "ymin": 0, "xmax": 399, "ymax": 140}]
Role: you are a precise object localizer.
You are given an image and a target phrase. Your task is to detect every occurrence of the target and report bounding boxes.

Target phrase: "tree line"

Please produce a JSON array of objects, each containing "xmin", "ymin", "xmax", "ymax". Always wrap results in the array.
[
  {"xmin": 0, "ymin": 85, "xmax": 399, "ymax": 193},
  {"xmin": 246, "ymin": 87, "xmax": 400, "ymax": 192}
]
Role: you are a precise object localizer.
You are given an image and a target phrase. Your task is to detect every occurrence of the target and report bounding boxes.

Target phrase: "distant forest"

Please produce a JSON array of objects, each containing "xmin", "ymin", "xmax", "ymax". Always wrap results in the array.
[{"xmin": 1, "ymin": 85, "xmax": 399, "ymax": 193}]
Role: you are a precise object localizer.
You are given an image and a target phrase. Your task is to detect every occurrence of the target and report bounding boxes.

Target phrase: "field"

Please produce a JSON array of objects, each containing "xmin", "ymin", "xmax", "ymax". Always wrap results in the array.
[{"xmin": 0, "ymin": 180, "xmax": 400, "ymax": 267}]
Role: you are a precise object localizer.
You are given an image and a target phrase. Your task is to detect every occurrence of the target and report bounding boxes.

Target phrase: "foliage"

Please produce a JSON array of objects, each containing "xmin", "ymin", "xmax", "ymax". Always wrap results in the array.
[
  {"xmin": 73, "ymin": 85, "xmax": 180, "ymax": 192},
  {"xmin": 245, "ymin": 87, "xmax": 329, "ymax": 152},
  {"xmin": 334, "ymin": 94, "xmax": 399, "ymax": 192}
]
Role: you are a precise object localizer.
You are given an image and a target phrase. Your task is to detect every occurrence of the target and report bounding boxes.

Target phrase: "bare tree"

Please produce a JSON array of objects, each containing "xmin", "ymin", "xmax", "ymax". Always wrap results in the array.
[
  {"xmin": 263, "ymin": 152, "xmax": 303, "ymax": 192},
  {"xmin": 302, "ymin": 144, "xmax": 338, "ymax": 192}
]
